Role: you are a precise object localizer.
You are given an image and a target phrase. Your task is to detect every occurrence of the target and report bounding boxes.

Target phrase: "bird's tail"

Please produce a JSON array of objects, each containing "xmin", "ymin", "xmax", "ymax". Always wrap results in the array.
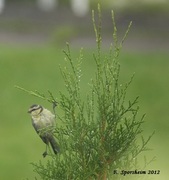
[{"xmin": 48, "ymin": 135, "xmax": 60, "ymax": 154}]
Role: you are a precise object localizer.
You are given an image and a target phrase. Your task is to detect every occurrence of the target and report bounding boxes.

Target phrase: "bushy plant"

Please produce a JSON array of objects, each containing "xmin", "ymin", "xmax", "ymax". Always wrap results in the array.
[{"xmin": 17, "ymin": 4, "xmax": 154, "ymax": 180}]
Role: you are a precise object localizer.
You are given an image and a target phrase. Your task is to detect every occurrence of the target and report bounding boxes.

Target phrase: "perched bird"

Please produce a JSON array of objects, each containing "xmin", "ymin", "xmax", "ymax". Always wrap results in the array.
[{"xmin": 28, "ymin": 104, "xmax": 60, "ymax": 157}]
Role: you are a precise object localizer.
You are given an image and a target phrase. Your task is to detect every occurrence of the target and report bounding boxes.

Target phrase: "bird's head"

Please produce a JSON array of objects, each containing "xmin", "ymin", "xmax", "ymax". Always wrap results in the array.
[{"xmin": 28, "ymin": 104, "xmax": 43, "ymax": 117}]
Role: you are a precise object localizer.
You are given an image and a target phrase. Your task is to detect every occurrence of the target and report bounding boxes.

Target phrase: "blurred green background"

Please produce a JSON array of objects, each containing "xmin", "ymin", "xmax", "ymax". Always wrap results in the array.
[{"xmin": 0, "ymin": 1, "xmax": 169, "ymax": 180}]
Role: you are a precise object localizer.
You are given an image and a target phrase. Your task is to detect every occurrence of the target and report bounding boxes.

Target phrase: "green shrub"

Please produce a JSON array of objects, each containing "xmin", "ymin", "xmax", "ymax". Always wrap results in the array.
[{"xmin": 17, "ymin": 4, "xmax": 154, "ymax": 180}]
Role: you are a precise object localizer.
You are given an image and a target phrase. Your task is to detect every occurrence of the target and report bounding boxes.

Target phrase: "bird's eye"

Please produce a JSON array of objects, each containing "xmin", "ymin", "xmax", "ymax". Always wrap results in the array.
[{"xmin": 28, "ymin": 104, "xmax": 43, "ymax": 113}]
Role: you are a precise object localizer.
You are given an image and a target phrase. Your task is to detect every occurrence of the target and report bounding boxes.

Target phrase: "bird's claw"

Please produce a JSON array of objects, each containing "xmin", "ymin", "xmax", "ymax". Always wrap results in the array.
[{"xmin": 43, "ymin": 151, "xmax": 48, "ymax": 158}]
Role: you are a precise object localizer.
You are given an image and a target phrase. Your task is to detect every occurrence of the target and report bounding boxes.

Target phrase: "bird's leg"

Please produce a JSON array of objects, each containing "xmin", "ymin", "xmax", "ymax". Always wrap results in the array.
[
  {"xmin": 42, "ymin": 144, "xmax": 48, "ymax": 158},
  {"xmin": 52, "ymin": 101, "xmax": 58, "ymax": 117}
]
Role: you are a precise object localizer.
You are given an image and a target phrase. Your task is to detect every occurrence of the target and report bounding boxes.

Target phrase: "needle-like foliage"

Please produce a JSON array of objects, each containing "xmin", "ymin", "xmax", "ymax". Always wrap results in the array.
[{"xmin": 17, "ymin": 4, "xmax": 154, "ymax": 180}]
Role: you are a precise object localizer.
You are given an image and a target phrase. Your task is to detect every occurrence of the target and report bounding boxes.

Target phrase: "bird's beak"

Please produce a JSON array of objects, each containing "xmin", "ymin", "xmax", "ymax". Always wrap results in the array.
[{"xmin": 28, "ymin": 109, "xmax": 31, "ymax": 113}]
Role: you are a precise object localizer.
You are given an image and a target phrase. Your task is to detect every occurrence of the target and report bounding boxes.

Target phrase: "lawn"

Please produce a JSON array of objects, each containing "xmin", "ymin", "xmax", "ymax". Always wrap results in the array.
[{"xmin": 0, "ymin": 44, "xmax": 168, "ymax": 179}]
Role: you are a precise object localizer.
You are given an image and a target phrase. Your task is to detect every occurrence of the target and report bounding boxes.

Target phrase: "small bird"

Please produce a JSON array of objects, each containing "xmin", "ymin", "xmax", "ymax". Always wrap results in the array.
[{"xmin": 28, "ymin": 104, "xmax": 60, "ymax": 157}]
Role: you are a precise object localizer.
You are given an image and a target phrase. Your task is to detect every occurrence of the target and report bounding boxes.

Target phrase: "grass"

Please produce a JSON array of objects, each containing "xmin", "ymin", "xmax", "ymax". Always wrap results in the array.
[{"xmin": 0, "ymin": 44, "xmax": 168, "ymax": 180}]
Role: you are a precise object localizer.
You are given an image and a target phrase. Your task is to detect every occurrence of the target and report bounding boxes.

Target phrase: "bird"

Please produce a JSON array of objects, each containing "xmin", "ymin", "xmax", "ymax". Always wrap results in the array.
[{"xmin": 28, "ymin": 104, "xmax": 60, "ymax": 157}]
